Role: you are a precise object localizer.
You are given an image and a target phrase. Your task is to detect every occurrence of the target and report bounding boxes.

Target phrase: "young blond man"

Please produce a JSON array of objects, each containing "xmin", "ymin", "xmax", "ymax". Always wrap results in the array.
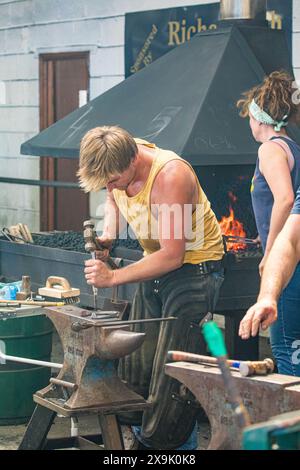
[{"xmin": 78, "ymin": 126, "xmax": 224, "ymax": 449}]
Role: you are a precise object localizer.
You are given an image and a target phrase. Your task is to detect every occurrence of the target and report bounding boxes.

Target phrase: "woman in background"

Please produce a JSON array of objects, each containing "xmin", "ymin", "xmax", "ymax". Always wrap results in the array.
[{"xmin": 237, "ymin": 71, "xmax": 300, "ymax": 376}]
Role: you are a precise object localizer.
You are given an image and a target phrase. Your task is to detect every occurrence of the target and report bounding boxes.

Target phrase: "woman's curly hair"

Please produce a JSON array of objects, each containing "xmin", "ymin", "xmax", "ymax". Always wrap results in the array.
[{"xmin": 237, "ymin": 70, "xmax": 300, "ymax": 125}]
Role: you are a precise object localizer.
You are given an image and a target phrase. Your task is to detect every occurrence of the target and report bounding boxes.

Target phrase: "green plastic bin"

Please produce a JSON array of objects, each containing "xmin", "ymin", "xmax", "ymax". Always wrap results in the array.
[{"xmin": 0, "ymin": 310, "xmax": 53, "ymax": 425}]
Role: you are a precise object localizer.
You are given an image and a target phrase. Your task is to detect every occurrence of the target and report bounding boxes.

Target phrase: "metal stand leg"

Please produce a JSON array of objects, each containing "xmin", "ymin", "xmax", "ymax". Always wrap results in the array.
[
  {"xmin": 19, "ymin": 397, "xmax": 141, "ymax": 450},
  {"xmin": 18, "ymin": 405, "xmax": 56, "ymax": 450}
]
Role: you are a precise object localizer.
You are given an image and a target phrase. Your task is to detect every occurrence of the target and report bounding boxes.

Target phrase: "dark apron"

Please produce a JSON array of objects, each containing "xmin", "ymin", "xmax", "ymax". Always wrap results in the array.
[{"xmin": 118, "ymin": 263, "xmax": 224, "ymax": 449}]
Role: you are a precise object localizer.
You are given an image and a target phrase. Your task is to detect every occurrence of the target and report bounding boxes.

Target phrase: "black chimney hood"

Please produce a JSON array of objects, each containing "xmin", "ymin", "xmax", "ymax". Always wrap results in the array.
[{"xmin": 21, "ymin": 22, "xmax": 299, "ymax": 166}]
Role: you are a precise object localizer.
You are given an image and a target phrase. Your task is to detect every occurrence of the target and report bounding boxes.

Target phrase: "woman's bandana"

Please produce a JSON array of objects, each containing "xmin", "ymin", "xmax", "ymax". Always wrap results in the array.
[{"xmin": 249, "ymin": 99, "xmax": 288, "ymax": 132}]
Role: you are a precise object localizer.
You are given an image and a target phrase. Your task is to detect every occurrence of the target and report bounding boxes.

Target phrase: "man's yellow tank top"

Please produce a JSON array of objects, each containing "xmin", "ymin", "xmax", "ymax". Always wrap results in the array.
[{"xmin": 113, "ymin": 140, "xmax": 224, "ymax": 263}]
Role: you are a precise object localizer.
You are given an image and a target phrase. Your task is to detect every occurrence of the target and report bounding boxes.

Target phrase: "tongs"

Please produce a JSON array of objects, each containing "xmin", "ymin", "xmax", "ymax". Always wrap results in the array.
[
  {"xmin": 223, "ymin": 235, "xmax": 258, "ymax": 245},
  {"xmin": 1, "ymin": 227, "xmax": 34, "ymax": 244}
]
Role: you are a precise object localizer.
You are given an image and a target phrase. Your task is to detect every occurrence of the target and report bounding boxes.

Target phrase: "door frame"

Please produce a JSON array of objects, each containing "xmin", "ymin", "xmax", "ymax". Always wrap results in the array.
[{"xmin": 39, "ymin": 52, "xmax": 89, "ymax": 230}]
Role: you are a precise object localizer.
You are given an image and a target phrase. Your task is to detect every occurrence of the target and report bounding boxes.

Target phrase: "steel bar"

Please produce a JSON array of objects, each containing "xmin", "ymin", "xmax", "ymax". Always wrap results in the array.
[
  {"xmin": 94, "ymin": 316, "xmax": 177, "ymax": 326},
  {"xmin": 0, "ymin": 229, "xmax": 14, "ymax": 242},
  {"xmin": 0, "ymin": 176, "xmax": 79, "ymax": 188},
  {"xmin": 91, "ymin": 252, "xmax": 98, "ymax": 311},
  {"xmin": 1, "ymin": 228, "xmax": 34, "ymax": 244},
  {"xmin": 0, "ymin": 299, "xmax": 65, "ymax": 306},
  {"xmin": 217, "ymin": 356, "xmax": 251, "ymax": 428},
  {"xmin": 50, "ymin": 378, "xmax": 78, "ymax": 391},
  {"xmin": 0, "ymin": 350, "xmax": 63, "ymax": 369},
  {"xmin": 224, "ymin": 236, "xmax": 257, "ymax": 244},
  {"xmin": 72, "ymin": 316, "xmax": 177, "ymax": 330}
]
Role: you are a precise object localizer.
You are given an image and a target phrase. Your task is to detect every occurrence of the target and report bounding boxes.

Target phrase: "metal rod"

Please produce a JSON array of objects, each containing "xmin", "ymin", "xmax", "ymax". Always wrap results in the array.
[
  {"xmin": 71, "ymin": 316, "xmax": 177, "ymax": 331},
  {"xmin": 0, "ymin": 177, "xmax": 79, "ymax": 189},
  {"xmin": 217, "ymin": 356, "xmax": 251, "ymax": 428},
  {"xmin": 90, "ymin": 313, "xmax": 119, "ymax": 320},
  {"xmin": 202, "ymin": 321, "xmax": 251, "ymax": 429},
  {"xmin": 0, "ymin": 231, "xmax": 34, "ymax": 244},
  {"xmin": 91, "ymin": 252, "xmax": 98, "ymax": 311},
  {"xmin": 0, "ymin": 229, "xmax": 14, "ymax": 242},
  {"xmin": 0, "ymin": 299, "xmax": 65, "ymax": 307},
  {"xmin": 224, "ymin": 235, "xmax": 257, "ymax": 244},
  {"xmin": 0, "ymin": 350, "xmax": 63, "ymax": 370},
  {"xmin": 50, "ymin": 378, "xmax": 77, "ymax": 390},
  {"xmin": 92, "ymin": 316, "xmax": 177, "ymax": 327}
]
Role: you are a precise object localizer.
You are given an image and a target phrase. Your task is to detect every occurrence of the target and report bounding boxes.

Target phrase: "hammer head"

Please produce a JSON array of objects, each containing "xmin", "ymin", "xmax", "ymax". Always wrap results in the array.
[
  {"xmin": 239, "ymin": 358, "xmax": 275, "ymax": 377},
  {"xmin": 83, "ymin": 219, "xmax": 97, "ymax": 253},
  {"xmin": 83, "ymin": 219, "xmax": 95, "ymax": 230},
  {"xmin": 85, "ymin": 241, "xmax": 97, "ymax": 253}
]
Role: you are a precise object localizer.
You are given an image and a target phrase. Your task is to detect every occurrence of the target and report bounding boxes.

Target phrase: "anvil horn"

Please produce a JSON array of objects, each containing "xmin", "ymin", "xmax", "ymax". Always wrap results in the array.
[{"xmin": 98, "ymin": 328, "xmax": 145, "ymax": 360}]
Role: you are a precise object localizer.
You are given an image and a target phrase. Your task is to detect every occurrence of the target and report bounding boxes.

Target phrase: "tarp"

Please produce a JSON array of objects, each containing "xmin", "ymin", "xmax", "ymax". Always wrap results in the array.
[{"xmin": 21, "ymin": 24, "xmax": 299, "ymax": 166}]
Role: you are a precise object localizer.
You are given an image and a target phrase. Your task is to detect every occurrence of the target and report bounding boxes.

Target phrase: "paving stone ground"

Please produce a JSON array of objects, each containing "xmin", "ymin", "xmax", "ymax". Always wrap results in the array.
[
  {"xmin": 0, "ymin": 316, "xmax": 271, "ymax": 451},
  {"xmin": 0, "ymin": 416, "xmax": 211, "ymax": 450}
]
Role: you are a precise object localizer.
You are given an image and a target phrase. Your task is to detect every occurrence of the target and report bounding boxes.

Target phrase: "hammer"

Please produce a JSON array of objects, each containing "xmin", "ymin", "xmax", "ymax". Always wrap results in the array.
[
  {"xmin": 83, "ymin": 220, "xmax": 118, "ymax": 310},
  {"xmin": 83, "ymin": 220, "xmax": 118, "ymax": 270},
  {"xmin": 167, "ymin": 351, "xmax": 274, "ymax": 377}
]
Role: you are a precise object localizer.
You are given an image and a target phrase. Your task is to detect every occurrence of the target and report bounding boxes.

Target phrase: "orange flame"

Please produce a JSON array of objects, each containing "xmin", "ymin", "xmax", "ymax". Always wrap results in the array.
[{"xmin": 219, "ymin": 206, "xmax": 247, "ymax": 251}]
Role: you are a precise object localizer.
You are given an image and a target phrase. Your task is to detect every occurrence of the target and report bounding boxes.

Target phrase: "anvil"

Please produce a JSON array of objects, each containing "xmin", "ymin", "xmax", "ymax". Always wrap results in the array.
[
  {"xmin": 35, "ymin": 305, "xmax": 147, "ymax": 411},
  {"xmin": 165, "ymin": 361, "xmax": 300, "ymax": 450}
]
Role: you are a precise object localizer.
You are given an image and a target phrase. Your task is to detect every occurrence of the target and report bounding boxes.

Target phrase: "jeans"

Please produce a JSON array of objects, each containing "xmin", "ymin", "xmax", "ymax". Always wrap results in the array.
[
  {"xmin": 270, "ymin": 263, "xmax": 300, "ymax": 376},
  {"xmin": 119, "ymin": 263, "xmax": 224, "ymax": 449}
]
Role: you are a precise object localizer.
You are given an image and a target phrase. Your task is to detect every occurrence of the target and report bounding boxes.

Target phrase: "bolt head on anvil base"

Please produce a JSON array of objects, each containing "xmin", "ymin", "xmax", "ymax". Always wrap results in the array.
[{"xmin": 35, "ymin": 305, "xmax": 146, "ymax": 410}]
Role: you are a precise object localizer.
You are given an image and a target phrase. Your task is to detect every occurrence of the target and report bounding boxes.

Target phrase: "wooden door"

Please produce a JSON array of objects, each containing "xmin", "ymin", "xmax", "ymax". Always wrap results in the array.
[{"xmin": 39, "ymin": 52, "xmax": 89, "ymax": 231}]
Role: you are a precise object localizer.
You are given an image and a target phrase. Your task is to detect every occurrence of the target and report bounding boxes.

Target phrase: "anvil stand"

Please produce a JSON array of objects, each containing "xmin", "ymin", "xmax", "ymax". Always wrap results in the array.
[{"xmin": 19, "ymin": 305, "xmax": 174, "ymax": 450}]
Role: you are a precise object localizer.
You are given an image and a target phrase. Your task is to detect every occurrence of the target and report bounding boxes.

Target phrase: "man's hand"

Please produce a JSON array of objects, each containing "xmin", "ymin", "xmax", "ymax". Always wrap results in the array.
[
  {"xmin": 84, "ymin": 259, "xmax": 115, "ymax": 288},
  {"xmin": 95, "ymin": 235, "xmax": 113, "ymax": 262},
  {"xmin": 239, "ymin": 297, "xmax": 278, "ymax": 339}
]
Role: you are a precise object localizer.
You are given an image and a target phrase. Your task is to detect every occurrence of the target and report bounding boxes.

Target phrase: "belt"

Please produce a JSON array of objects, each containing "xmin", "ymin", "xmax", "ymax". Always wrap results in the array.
[{"xmin": 198, "ymin": 258, "xmax": 224, "ymax": 275}]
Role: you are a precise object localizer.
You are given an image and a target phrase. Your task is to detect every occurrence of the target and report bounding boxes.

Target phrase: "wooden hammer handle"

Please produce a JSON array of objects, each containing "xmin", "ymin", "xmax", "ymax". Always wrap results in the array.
[{"xmin": 105, "ymin": 256, "xmax": 118, "ymax": 270}]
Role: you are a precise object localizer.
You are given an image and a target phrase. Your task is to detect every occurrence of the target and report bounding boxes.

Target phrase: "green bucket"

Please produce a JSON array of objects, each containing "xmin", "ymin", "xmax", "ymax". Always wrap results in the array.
[{"xmin": 0, "ymin": 310, "xmax": 53, "ymax": 425}]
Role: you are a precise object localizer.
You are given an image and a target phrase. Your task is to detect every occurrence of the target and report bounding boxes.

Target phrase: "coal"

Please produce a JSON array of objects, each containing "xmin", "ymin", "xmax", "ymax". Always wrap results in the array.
[
  {"xmin": 111, "ymin": 236, "xmax": 142, "ymax": 253},
  {"xmin": 1, "ymin": 230, "xmax": 262, "ymax": 258},
  {"xmin": 234, "ymin": 247, "xmax": 263, "ymax": 258},
  {"xmin": 29, "ymin": 231, "xmax": 143, "ymax": 254},
  {"xmin": 32, "ymin": 231, "xmax": 85, "ymax": 252}
]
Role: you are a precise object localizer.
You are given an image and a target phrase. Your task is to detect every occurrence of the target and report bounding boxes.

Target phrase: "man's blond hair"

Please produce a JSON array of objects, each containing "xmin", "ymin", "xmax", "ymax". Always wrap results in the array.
[{"xmin": 77, "ymin": 126, "xmax": 138, "ymax": 192}]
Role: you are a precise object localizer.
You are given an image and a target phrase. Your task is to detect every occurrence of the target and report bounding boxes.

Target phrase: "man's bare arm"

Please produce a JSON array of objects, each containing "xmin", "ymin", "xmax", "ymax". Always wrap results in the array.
[
  {"xmin": 100, "ymin": 189, "xmax": 126, "ymax": 240},
  {"xmin": 239, "ymin": 214, "xmax": 300, "ymax": 338},
  {"xmin": 85, "ymin": 162, "xmax": 196, "ymax": 287},
  {"xmin": 259, "ymin": 214, "xmax": 300, "ymax": 301}
]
